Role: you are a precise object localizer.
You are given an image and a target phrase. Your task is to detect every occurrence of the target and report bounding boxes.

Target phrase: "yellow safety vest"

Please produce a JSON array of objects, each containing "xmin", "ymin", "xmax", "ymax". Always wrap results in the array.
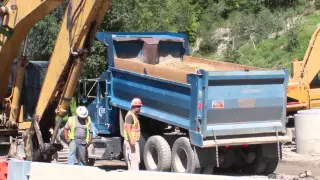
[
  {"xmin": 124, "ymin": 111, "xmax": 140, "ymax": 141},
  {"xmin": 67, "ymin": 116, "xmax": 92, "ymax": 143}
]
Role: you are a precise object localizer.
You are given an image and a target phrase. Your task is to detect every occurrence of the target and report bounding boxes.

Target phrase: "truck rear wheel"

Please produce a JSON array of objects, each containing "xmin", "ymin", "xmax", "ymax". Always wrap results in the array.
[
  {"xmin": 87, "ymin": 158, "xmax": 95, "ymax": 166},
  {"xmin": 171, "ymin": 137, "xmax": 197, "ymax": 173},
  {"xmin": 241, "ymin": 146, "xmax": 267, "ymax": 174},
  {"xmin": 143, "ymin": 135, "xmax": 171, "ymax": 171},
  {"xmin": 264, "ymin": 158, "xmax": 279, "ymax": 174},
  {"xmin": 200, "ymin": 165, "xmax": 214, "ymax": 174},
  {"xmin": 241, "ymin": 144, "xmax": 279, "ymax": 175}
]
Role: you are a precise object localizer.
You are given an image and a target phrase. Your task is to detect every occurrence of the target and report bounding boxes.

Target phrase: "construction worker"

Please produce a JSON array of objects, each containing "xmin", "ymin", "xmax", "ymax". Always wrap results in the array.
[
  {"xmin": 123, "ymin": 98, "xmax": 142, "ymax": 170},
  {"xmin": 64, "ymin": 106, "xmax": 93, "ymax": 166}
]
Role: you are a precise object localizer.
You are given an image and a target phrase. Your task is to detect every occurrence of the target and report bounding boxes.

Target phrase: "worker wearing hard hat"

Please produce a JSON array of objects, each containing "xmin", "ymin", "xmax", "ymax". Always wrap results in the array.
[
  {"xmin": 64, "ymin": 106, "xmax": 93, "ymax": 166},
  {"xmin": 123, "ymin": 98, "xmax": 142, "ymax": 170}
]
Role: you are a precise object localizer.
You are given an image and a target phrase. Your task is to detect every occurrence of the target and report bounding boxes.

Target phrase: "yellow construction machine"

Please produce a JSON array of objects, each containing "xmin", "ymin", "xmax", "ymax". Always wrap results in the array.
[
  {"xmin": 0, "ymin": 0, "xmax": 111, "ymax": 162},
  {"xmin": 286, "ymin": 26, "xmax": 320, "ymax": 119}
]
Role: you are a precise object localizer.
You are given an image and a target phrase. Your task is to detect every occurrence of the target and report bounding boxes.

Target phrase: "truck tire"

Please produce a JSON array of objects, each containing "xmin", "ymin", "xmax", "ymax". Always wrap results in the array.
[
  {"xmin": 87, "ymin": 158, "xmax": 95, "ymax": 166},
  {"xmin": 171, "ymin": 137, "xmax": 196, "ymax": 173},
  {"xmin": 264, "ymin": 158, "xmax": 279, "ymax": 174},
  {"xmin": 200, "ymin": 165, "xmax": 214, "ymax": 174},
  {"xmin": 263, "ymin": 143, "xmax": 280, "ymax": 175},
  {"xmin": 143, "ymin": 135, "xmax": 171, "ymax": 171},
  {"xmin": 242, "ymin": 146, "xmax": 267, "ymax": 174}
]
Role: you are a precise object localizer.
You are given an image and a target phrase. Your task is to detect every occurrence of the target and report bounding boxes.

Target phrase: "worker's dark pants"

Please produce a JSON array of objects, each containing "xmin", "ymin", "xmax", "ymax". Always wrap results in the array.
[{"xmin": 68, "ymin": 140, "xmax": 87, "ymax": 166}]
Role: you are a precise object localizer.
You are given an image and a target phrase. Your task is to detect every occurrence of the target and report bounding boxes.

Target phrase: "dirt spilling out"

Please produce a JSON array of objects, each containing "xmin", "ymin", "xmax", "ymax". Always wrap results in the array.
[{"xmin": 155, "ymin": 59, "xmax": 216, "ymax": 73}]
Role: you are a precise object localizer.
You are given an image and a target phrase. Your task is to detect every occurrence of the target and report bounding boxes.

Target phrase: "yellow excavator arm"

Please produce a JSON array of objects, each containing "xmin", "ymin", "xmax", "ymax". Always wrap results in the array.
[
  {"xmin": 28, "ymin": 0, "xmax": 111, "ymax": 161},
  {"xmin": 287, "ymin": 26, "xmax": 320, "ymax": 113},
  {"xmin": 292, "ymin": 27, "xmax": 320, "ymax": 83},
  {"xmin": 36, "ymin": 0, "xmax": 111, "ymax": 119},
  {"xmin": 0, "ymin": 0, "xmax": 111, "ymax": 161},
  {"xmin": 0, "ymin": 0, "xmax": 66, "ymax": 103}
]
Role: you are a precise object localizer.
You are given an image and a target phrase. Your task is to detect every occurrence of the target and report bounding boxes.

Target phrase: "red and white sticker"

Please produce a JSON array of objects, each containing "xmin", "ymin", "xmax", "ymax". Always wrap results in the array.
[{"xmin": 212, "ymin": 100, "xmax": 224, "ymax": 108}]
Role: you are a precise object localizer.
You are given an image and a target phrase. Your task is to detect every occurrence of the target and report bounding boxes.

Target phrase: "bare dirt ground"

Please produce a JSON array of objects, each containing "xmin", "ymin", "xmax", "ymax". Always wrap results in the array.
[
  {"xmin": 55, "ymin": 132, "xmax": 320, "ymax": 179},
  {"xmin": 94, "ymin": 160, "xmax": 320, "ymax": 179},
  {"xmin": 273, "ymin": 143, "xmax": 320, "ymax": 179},
  {"xmin": 92, "ymin": 143, "xmax": 320, "ymax": 180}
]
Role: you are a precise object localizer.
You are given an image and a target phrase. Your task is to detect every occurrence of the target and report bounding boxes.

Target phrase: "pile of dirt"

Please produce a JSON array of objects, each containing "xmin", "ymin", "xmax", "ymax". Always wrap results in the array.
[{"xmin": 156, "ymin": 59, "xmax": 215, "ymax": 72}]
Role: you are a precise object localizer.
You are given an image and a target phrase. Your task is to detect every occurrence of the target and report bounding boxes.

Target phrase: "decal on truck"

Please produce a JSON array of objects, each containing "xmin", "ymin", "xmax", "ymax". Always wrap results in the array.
[
  {"xmin": 98, "ymin": 106, "xmax": 106, "ymax": 118},
  {"xmin": 212, "ymin": 100, "xmax": 224, "ymax": 108},
  {"xmin": 238, "ymin": 98, "xmax": 256, "ymax": 108},
  {"xmin": 287, "ymin": 85, "xmax": 298, "ymax": 93}
]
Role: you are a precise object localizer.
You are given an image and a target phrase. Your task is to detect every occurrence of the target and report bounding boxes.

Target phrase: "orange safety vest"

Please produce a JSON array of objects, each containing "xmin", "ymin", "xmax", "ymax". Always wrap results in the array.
[{"xmin": 124, "ymin": 111, "xmax": 140, "ymax": 141}]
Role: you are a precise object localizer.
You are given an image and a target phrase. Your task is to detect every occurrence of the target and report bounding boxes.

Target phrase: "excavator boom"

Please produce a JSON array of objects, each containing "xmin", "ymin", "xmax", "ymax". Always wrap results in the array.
[
  {"xmin": 29, "ymin": 0, "xmax": 111, "ymax": 161},
  {"xmin": 35, "ymin": 0, "xmax": 111, "ymax": 119},
  {"xmin": 0, "ymin": 0, "xmax": 111, "ymax": 161},
  {"xmin": 287, "ymin": 26, "xmax": 320, "ymax": 114},
  {"xmin": 0, "ymin": 0, "xmax": 65, "ymax": 103}
]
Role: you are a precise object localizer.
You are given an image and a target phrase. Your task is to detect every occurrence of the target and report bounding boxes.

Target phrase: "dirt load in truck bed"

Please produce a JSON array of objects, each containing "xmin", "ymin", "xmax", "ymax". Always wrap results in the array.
[
  {"xmin": 114, "ymin": 56, "xmax": 264, "ymax": 84},
  {"xmin": 155, "ymin": 59, "xmax": 215, "ymax": 73}
]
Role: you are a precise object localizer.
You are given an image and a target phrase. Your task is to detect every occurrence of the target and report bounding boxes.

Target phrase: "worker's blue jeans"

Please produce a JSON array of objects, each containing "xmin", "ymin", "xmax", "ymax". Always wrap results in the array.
[{"xmin": 68, "ymin": 140, "xmax": 87, "ymax": 166}]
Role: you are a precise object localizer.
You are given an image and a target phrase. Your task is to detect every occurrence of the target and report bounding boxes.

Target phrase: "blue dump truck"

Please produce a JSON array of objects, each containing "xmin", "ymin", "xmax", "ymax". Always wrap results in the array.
[{"xmin": 84, "ymin": 32, "xmax": 292, "ymax": 175}]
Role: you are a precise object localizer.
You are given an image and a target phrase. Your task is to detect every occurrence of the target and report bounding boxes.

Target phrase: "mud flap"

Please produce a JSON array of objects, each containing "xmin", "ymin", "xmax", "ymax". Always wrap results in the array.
[{"xmin": 193, "ymin": 146, "xmax": 216, "ymax": 168}]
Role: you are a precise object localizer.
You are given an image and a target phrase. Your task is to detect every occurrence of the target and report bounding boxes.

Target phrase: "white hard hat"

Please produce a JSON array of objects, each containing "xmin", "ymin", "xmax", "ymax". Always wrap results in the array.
[{"xmin": 76, "ymin": 106, "xmax": 89, "ymax": 118}]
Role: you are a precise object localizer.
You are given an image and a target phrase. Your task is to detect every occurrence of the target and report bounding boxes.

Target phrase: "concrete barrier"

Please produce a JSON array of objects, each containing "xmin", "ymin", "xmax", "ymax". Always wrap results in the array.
[
  {"xmin": 294, "ymin": 109, "xmax": 320, "ymax": 155},
  {"xmin": 8, "ymin": 159, "xmax": 276, "ymax": 180}
]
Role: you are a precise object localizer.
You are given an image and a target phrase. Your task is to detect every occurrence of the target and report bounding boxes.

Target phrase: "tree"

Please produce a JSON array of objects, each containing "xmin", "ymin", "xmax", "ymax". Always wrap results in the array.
[
  {"xmin": 81, "ymin": 41, "xmax": 107, "ymax": 79},
  {"xmin": 25, "ymin": 0, "xmax": 311, "ymax": 77},
  {"xmin": 27, "ymin": 2, "xmax": 68, "ymax": 60},
  {"xmin": 315, "ymin": 0, "xmax": 320, "ymax": 9}
]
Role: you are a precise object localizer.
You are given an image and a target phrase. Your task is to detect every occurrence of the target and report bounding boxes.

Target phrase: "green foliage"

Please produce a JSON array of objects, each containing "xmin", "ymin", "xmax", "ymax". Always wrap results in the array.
[
  {"xmin": 27, "ymin": 15, "xmax": 60, "ymax": 60},
  {"xmin": 165, "ymin": 0, "xmax": 199, "ymax": 43},
  {"xmin": 284, "ymin": 27, "xmax": 300, "ymax": 52},
  {"xmin": 27, "ymin": 2, "xmax": 67, "ymax": 60},
  {"xmin": 101, "ymin": 0, "xmax": 199, "ymax": 43},
  {"xmin": 81, "ymin": 41, "xmax": 107, "ymax": 79},
  {"xmin": 315, "ymin": 0, "xmax": 320, "ymax": 10},
  {"xmin": 26, "ymin": 0, "xmax": 315, "ymax": 78},
  {"xmin": 224, "ymin": 12, "xmax": 320, "ymax": 70},
  {"xmin": 101, "ymin": 0, "xmax": 168, "ymax": 32},
  {"xmin": 198, "ymin": 37, "xmax": 220, "ymax": 55}
]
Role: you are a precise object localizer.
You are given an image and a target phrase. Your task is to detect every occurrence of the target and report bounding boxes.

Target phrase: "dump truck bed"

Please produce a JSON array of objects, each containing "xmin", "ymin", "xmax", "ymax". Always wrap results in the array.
[
  {"xmin": 109, "ymin": 66, "xmax": 289, "ymax": 147},
  {"xmin": 114, "ymin": 56, "xmax": 264, "ymax": 84},
  {"xmin": 93, "ymin": 32, "xmax": 290, "ymax": 147}
]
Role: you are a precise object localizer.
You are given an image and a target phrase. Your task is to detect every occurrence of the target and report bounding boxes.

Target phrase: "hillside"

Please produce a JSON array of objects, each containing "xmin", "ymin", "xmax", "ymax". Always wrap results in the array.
[
  {"xmin": 192, "ymin": 10, "xmax": 320, "ymax": 72},
  {"xmin": 25, "ymin": 0, "xmax": 320, "ymax": 78}
]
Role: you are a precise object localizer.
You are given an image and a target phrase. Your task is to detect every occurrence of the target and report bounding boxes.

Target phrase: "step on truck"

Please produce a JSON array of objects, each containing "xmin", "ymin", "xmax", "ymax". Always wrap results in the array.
[{"xmin": 83, "ymin": 32, "xmax": 292, "ymax": 175}]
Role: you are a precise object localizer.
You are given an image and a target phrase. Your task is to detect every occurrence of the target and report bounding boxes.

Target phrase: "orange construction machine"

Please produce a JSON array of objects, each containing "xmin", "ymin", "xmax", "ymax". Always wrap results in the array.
[{"xmin": 287, "ymin": 27, "xmax": 320, "ymax": 119}]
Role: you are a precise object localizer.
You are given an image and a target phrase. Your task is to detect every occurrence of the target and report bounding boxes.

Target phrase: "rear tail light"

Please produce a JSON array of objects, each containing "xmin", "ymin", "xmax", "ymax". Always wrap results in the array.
[{"xmin": 197, "ymin": 101, "xmax": 203, "ymax": 110}]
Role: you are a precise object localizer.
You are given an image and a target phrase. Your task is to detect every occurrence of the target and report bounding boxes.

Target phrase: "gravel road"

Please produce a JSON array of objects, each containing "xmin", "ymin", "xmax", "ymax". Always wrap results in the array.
[
  {"xmin": 56, "ymin": 134, "xmax": 320, "ymax": 179},
  {"xmin": 93, "ymin": 159, "xmax": 320, "ymax": 179},
  {"xmin": 276, "ymin": 162, "xmax": 320, "ymax": 176}
]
